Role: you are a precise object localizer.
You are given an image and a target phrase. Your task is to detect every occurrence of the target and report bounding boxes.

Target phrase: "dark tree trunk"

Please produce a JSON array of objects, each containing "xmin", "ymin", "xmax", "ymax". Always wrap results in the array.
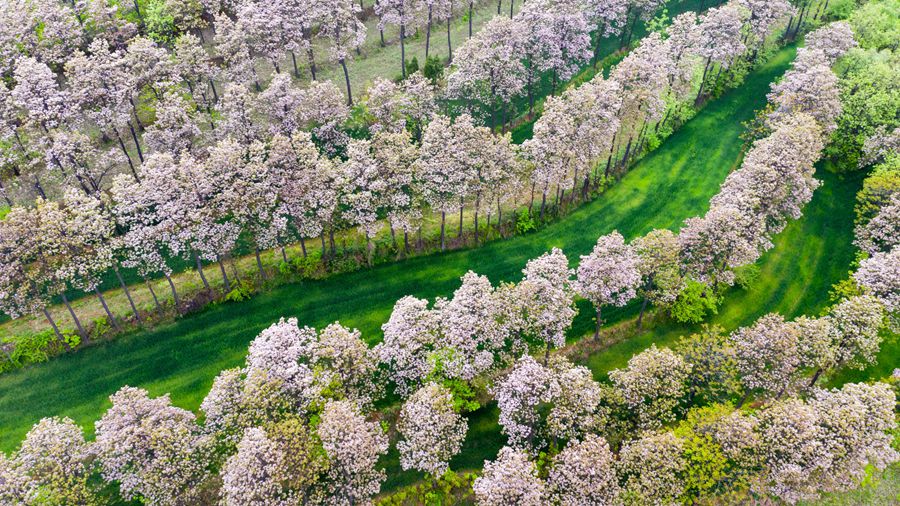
[
  {"xmin": 695, "ymin": 57, "xmax": 712, "ymax": 104},
  {"xmin": 193, "ymin": 252, "xmax": 211, "ymax": 291},
  {"xmin": 440, "ymin": 211, "xmax": 446, "ymax": 250},
  {"xmin": 291, "ymin": 51, "xmax": 300, "ymax": 77},
  {"xmin": 469, "ymin": 2, "xmax": 474, "ymax": 37},
  {"xmin": 60, "ymin": 293, "xmax": 86, "ymax": 338},
  {"xmin": 43, "ymin": 308, "xmax": 66, "ymax": 345},
  {"xmin": 114, "ymin": 267, "xmax": 143, "ymax": 325},
  {"xmin": 115, "ymin": 130, "xmax": 140, "ymax": 182},
  {"xmin": 447, "ymin": 15, "xmax": 453, "ymax": 62},
  {"xmin": 128, "ymin": 122, "xmax": 144, "ymax": 163},
  {"xmin": 255, "ymin": 247, "xmax": 267, "ymax": 280},
  {"xmin": 637, "ymin": 297, "xmax": 648, "ymax": 329},
  {"xmin": 164, "ymin": 272, "xmax": 180, "ymax": 311},
  {"xmin": 217, "ymin": 257, "xmax": 231, "ymax": 292},
  {"xmin": 145, "ymin": 278, "xmax": 161, "ymax": 312},
  {"xmin": 401, "ymin": 23, "xmax": 407, "ymax": 78},
  {"xmin": 425, "ymin": 6, "xmax": 433, "ymax": 58},
  {"xmin": 458, "ymin": 203, "xmax": 464, "ymax": 238},
  {"xmin": 300, "ymin": 237, "xmax": 308, "ymax": 258},
  {"xmin": 594, "ymin": 306, "xmax": 602, "ymax": 341},
  {"xmin": 95, "ymin": 287, "xmax": 121, "ymax": 331},
  {"xmin": 306, "ymin": 42, "xmax": 318, "ymax": 80},
  {"xmin": 340, "ymin": 58, "xmax": 353, "ymax": 105}
]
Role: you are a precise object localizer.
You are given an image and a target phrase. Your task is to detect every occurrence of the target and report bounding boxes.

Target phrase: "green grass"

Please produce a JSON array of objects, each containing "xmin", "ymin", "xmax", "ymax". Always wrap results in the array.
[{"xmin": 0, "ymin": 44, "xmax": 800, "ymax": 453}]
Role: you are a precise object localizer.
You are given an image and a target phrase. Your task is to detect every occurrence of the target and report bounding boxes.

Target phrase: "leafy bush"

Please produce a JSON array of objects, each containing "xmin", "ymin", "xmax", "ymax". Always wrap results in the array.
[
  {"xmin": 515, "ymin": 208, "xmax": 536, "ymax": 234},
  {"xmin": 422, "ymin": 56, "xmax": 444, "ymax": 84},
  {"xmin": 670, "ymin": 280, "xmax": 720, "ymax": 323},
  {"xmin": 405, "ymin": 57, "xmax": 420, "ymax": 77},
  {"xmin": 224, "ymin": 279, "xmax": 255, "ymax": 303},
  {"xmin": 732, "ymin": 264, "xmax": 761, "ymax": 290},
  {"xmin": 143, "ymin": 0, "xmax": 177, "ymax": 44},
  {"xmin": 91, "ymin": 317, "xmax": 112, "ymax": 340}
]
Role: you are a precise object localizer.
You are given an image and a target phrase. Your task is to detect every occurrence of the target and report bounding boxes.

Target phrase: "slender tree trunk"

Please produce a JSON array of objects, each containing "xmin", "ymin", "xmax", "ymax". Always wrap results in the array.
[
  {"xmin": 128, "ymin": 122, "xmax": 144, "ymax": 163},
  {"xmin": 281, "ymin": 246, "xmax": 289, "ymax": 262},
  {"xmin": 320, "ymin": 234, "xmax": 327, "ymax": 258},
  {"xmin": 340, "ymin": 58, "xmax": 353, "ymax": 105},
  {"xmin": 34, "ymin": 175, "xmax": 47, "ymax": 199},
  {"xmin": 808, "ymin": 368, "xmax": 823, "ymax": 388},
  {"xmin": 400, "ymin": 23, "xmax": 407, "ymax": 78},
  {"xmin": 440, "ymin": 211, "xmax": 446, "ymax": 250},
  {"xmin": 132, "ymin": 0, "xmax": 143, "ymax": 22},
  {"xmin": 509, "ymin": 0, "xmax": 514, "ymax": 17},
  {"xmin": 497, "ymin": 0, "xmax": 501, "ymax": 14},
  {"xmin": 43, "ymin": 308, "xmax": 66, "ymax": 345},
  {"xmin": 695, "ymin": 57, "xmax": 712, "ymax": 104},
  {"xmin": 60, "ymin": 293, "xmax": 86, "ymax": 338},
  {"xmin": 193, "ymin": 252, "xmax": 210, "ymax": 291},
  {"xmin": 404, "ymin": 231, "xmax": 410, "ymax": 253},
  {"xmin": 539, "ymin": 191, "xmax": 547, "ymax": 220},
  {"xmin": 114, "ymin": 267, "xmax": 143, "ymax": 325},
  {"xmin": 637, "ymin": 297, "xmax": 648, "ymax": 329},
  {"xmin": 129, "ymin": 98, "xmax": 144, "ymax": 130},
  {"xmin": 217, "ymin": 257, "xmax": 231, "ymax": 292},
  {"xmin": 474, "ymin": 195, "xmax": 480, "ymax": 245},
  {"xmin": 255, "ymin": 247, "xmax": 267, "ymax": 280},
  {"xmin": 164, "ymin": 272, "xmax": 180, "ymax": 310},
  {"xmin": 425, "ymin": 6, "xmax": 433, "ymax": 58},
  {"xmin": 115, "ymin": 130, "xmax": 140, "ymax": 182},
  {"xmin": 306, "ymin": 42, "xmax": 318, "ymax": 80},
  {"xmin": 458, "ymin": 203, "xmax": 464, "ymax": 239},
  {"xmin": 447, "ymin": 16, "xmax": 453, "ymax": 62},
  {"xmin": 594, "ymin": 306, "xmax": 602, "ymax": 341},
  {"xmin": 300, "ymin": 237, "xmax": 308, "ymax": 258},
  {"xmin": 95, "ymin": 288, "xmax": 121, "ymax": 331},
  {"xmin": 291, "ymin": 51, "xmax": 300, "ymax": 77},
  {"xmin": 145, "ymin": 278, "xmax": 161, "ymax": 312},
  {"xmin": 469, "ymin": 1, "xmax": 474, "ymax": 37}
]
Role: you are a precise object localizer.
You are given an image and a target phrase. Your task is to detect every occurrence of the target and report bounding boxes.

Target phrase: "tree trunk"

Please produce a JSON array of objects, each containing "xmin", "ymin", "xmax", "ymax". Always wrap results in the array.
[
  {"xmin": 60, "ymin": 292, "xmax": 86, "ymax": 338},
  {"xmin": 469, "ymin": 2, "xmax": 474, "ymax": 37},
  {"xmin": 808, "ymin": 368, "xmax": 823, "ymax": 388},
  {"xmin": 425, "ymin": 6, "xmax": 433, "ymax": 58},
  {"xmin": 95, "ymin": 288, "xmax": 121, "ymax": 331},
  {"xmin": 404, "ymin": 231, "xmax": 410, "ymax": 253},
  {"xmin": 193, "ymin": 252, "xmax": 210, "ymax": 291},
  {"xmin": 145, "ymin": 278, "xmax": 161, "ymax": 312},
  {"xmin": 458, "ymin": 203, "xmax": 464, "ymax": 239},
  {"xmin": 447, "ymin": 15, "xmax": 453, "ymax": 62},
  {"xmin": 400, "ymin": 24, "xmax": 407, "ymax": 78},
  {"xmin": 291, "ymin": 51, "xmax": 300, "ymax": 77},
  {"xmin": 474, "ymin": 195, "xmax": 480, "ymax": 245},
  {"xmin": 497, "ymin": 0, "xmax": 501, "ymax": 15},
  {"xmin": 440, "ymin": 211, "xmax": 446, "ymax": 250},
  {"xmin": 43, "ymin": 308, "xmax": 67, "ymax": 346},
  {"xmin": 340, "ymin": 58, "xmax": 353, "ymax": 105},
  {"xmin": 115, "ymin": 130, "xmax": 140, "ymax": 182},
  {"xmin": 164, "ymin": 272, "xmax": 180, "ymax": 311},
  {"xmin": 300, "ymin": 237, "xmax": 307, "ymax": 258},
  {"xmin": 218, "ymin": 257, "xmax": 231, "ymax": 292},
  {"xmin": 128, "ymin": 122, "xmax": 144, "ymax": 163},
  {"xmin": 115, "ymin": 266, "xmax": 143, "ymax": 325},
  {"xmin": 255, "ymin": 247, "xmax": 266, "ymax": 280},
  {"xmin": 509, "ymin": 0, "xmax": 514, "ymax": 17},
  {"xmin": 306, "ymin": 42, "xmax": 318, "ymax": 80},
  {"xmin": 637, "ymin": 297, "xmax": 648, "ymax": 329},
  {"xmin": 695, "ymin": 57, "xmax": 712, "ymax": 104},
  {"xmin": 539, "ymin": 191, "xmax": 547, "ymax": 220},
  {"xmin": 594, "ymin": 306, "xmax": 602, "ymax": 341}
]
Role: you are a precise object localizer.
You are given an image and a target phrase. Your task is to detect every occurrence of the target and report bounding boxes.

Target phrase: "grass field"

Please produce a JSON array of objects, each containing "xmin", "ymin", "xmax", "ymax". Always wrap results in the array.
[{"xmin": 0, "ymin": 43, "xmax": 801, "ymax": 452}]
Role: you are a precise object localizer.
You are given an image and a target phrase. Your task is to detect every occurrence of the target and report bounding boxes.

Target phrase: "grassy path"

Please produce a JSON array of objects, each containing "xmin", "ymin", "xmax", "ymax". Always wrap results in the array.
[{"xmin": 0, "ymin": 44, "xmax": 800, "ymax": 452}]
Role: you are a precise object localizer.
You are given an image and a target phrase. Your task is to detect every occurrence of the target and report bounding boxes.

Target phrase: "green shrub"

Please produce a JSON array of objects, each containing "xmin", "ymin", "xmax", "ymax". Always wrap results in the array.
[
  {"xmin": 732, "ymin": 264, "xmax": 761, "ymax": 290},
  {"xmin": 224, "ymin": 279, "xmax": 255, "ymax": 303},
  {"xmin": 422, "ymin": 56, "xmax": 444, "ymax": 84},
  {"xmin": 515, "ymin": 208, "xmax": 536, "ymax": 234},
  {"xmin": 91, "ymin": 317, "xmax": 112, "ymax": 340},
  {"xmin": 405, "ymin": 57, "xmax": 420, "ymax": 77},
  {"xmin": 670, "ymin": 280, "xmax": 720, "ymax": 324},
  {"xmin": 9, "ymin": 330, "xmax": 56, "ymax": 366},
  {"xmin": 143, "ymin": 0, "xmax": 177, "ymax": 45}
]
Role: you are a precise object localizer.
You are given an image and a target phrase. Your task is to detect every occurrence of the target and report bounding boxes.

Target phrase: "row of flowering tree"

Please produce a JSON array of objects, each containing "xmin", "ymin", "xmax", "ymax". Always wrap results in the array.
[{"xmin": 0, "ymin": 0, "xmax": 802, "ymax": 341}]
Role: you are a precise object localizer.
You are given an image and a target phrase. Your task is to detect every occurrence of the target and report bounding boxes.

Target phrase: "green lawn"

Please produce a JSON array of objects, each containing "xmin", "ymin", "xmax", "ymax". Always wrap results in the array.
[{"xmin": 0, "ymin": 44, "xmax": 799, "ymax": 453}]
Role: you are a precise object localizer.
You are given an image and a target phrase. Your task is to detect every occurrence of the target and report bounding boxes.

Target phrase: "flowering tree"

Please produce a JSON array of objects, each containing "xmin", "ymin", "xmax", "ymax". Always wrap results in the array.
[
  {"xmin": 730, "ymin": 314, "xmax": 802, "ymax": 401},
  {"xmin": 493, "ymin": 355, "xmax": 560, "ymax": 450},
  {"xmin": 144, "ymin": 92, "xmax": 201, "ymax": 155},
  {"xmin": 609, "ymin": 344, "xmax": 690, "ymax": 430},
  {"xmin": 803, "ymin": 21, "xmax": 857, "ymax": 65},
  {"xmin": 547, "ymin": 435, "xmax": 620, "ymax": 505},
  {"xmin": 318, "ymin": 0, "xmax": 366, "ymax": 104},
  {"xmin": 258, "ymin": 74, "xmax": 305, "ymax": 136},
  {"xmin": 616, "ymin": 431, "xmax": 686, "ymax": 505},
  {"xmin": 855, "ymin": 194, "xmax": 900, "ymax": 255},
  {"xmin": 13, "ymin": 417, "xmax": 94, "ymax": 504},
  {"xmin": 767, "ymin": 48, "xmax": 843, "ymax": 134},
  {"xmin": 374, "ymin": 295, "xmax": 438, "ymax": 396},
  {"xmin": 544, "ymin": 356, "xmax": 608, "ymax": 443},
  {"xmin": 473, "ymin": 446, "xmax": 546, "ymax": 505},
  {"xmin": 678, "ymin": 206, "xmax": 761, "ymax": 289},
  {"xmin": 855, "ymin": 248, "xmax": 899, "ymax": 331},
  {"xmin": 376, "ymin": 0, "xmax": 418, "ymax": 78},
  {"xmin": 447, "ymin": 17, "xmax": 526, "ymax": 127},
  {"xmin": 317, "ymin": 400, "xmax": 389, "ymax": 505},
  {"xmin": 575, "ymin": 231, "xmax": 641, "ymax": 339},
  {"xmin": 314, "ymin": 322, "xmax": 382, "ymax": 407},
  {"xmin": 632, "ymin": 228, "xmax": 683, "ymax": 327},
  {"xmin": 755, "ymin": 398, "xmax": 823, "ymax": 503},
  {"xmin": 433, "ymin": 271, "xmax": 507, "ymax": 380},
  {"xmin": 738, "ymin": 0, "xmax": 795, "ymax": 48},
  {"xmin": 397, "ymin": 382, "xmax": 468, "ymax": 476},
  {"xmin": 825, "ymin": 294, "xmax": 885, "ymax": 371},
  {"xmin": 93, "ymin": 386, "xmax": 214, "ymax": 505},
  {"xmin": 693, "ymin": 4, "xmax": 747, "ymax": 101}
]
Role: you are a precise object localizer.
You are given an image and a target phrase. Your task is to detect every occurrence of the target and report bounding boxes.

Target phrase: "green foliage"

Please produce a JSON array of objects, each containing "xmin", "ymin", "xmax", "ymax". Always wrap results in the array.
[
  {"xmin": 143, "ymin": 0, "xmax": 177, "ymax": 45},
  {"xmin": 855, "ymin": 155, "xmax": 900, "ymax": 224},
  {"xmin": 405, "ymin": 57, "xmax": 420, "ymax": 77},
  {"xmin": 91, "ymin": 317, "xmax": 112, "ymax": 340},
  {"xmin": 62, "ymin": 329, "xmax": 81, "ymax": 350},
  {"xmin": 848, "ymin": 0, "xmax": 900, "ymax": 50},
  {"xmin": 376, "ymin": 471, "xmax": 476, "ymax": 505},
  {"xmin": 515, "ymin": 208, "xmax": 536, "ymax": 234},
  {"xmin": 9, "ymin": 330, "xmax": 54, "ymax": 366},
  {"xmin": 828, "ymin": 48, "xmax": 900, "ymax": 170},
  {"xmin": 826, "ymin": 275, "xmax": 864, "ymax": 311},
  {"xmin": 670, "ymin": 280, "xmax": 720, "ymax": 324},
  {"xmin": 224, "ymin": 279, "xmax": 256, "ymax": 303},
  {"xmin": 827, "ymin": 0, "xmax": 858, "ymax": 20},
  {"xmin": 422, "ymin": 56, "xmax": 444, "ymax": 84},
  {"xmin": 0, "ymin": 206, "xmax": 9, "ymax": 220},
  {"xmin": 646, "ymin": 8, "xmax": 670, "ymax": 33},
  {"xmin": 732, "ymin": 264, "xmax": 761, "ymax": 290}
]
